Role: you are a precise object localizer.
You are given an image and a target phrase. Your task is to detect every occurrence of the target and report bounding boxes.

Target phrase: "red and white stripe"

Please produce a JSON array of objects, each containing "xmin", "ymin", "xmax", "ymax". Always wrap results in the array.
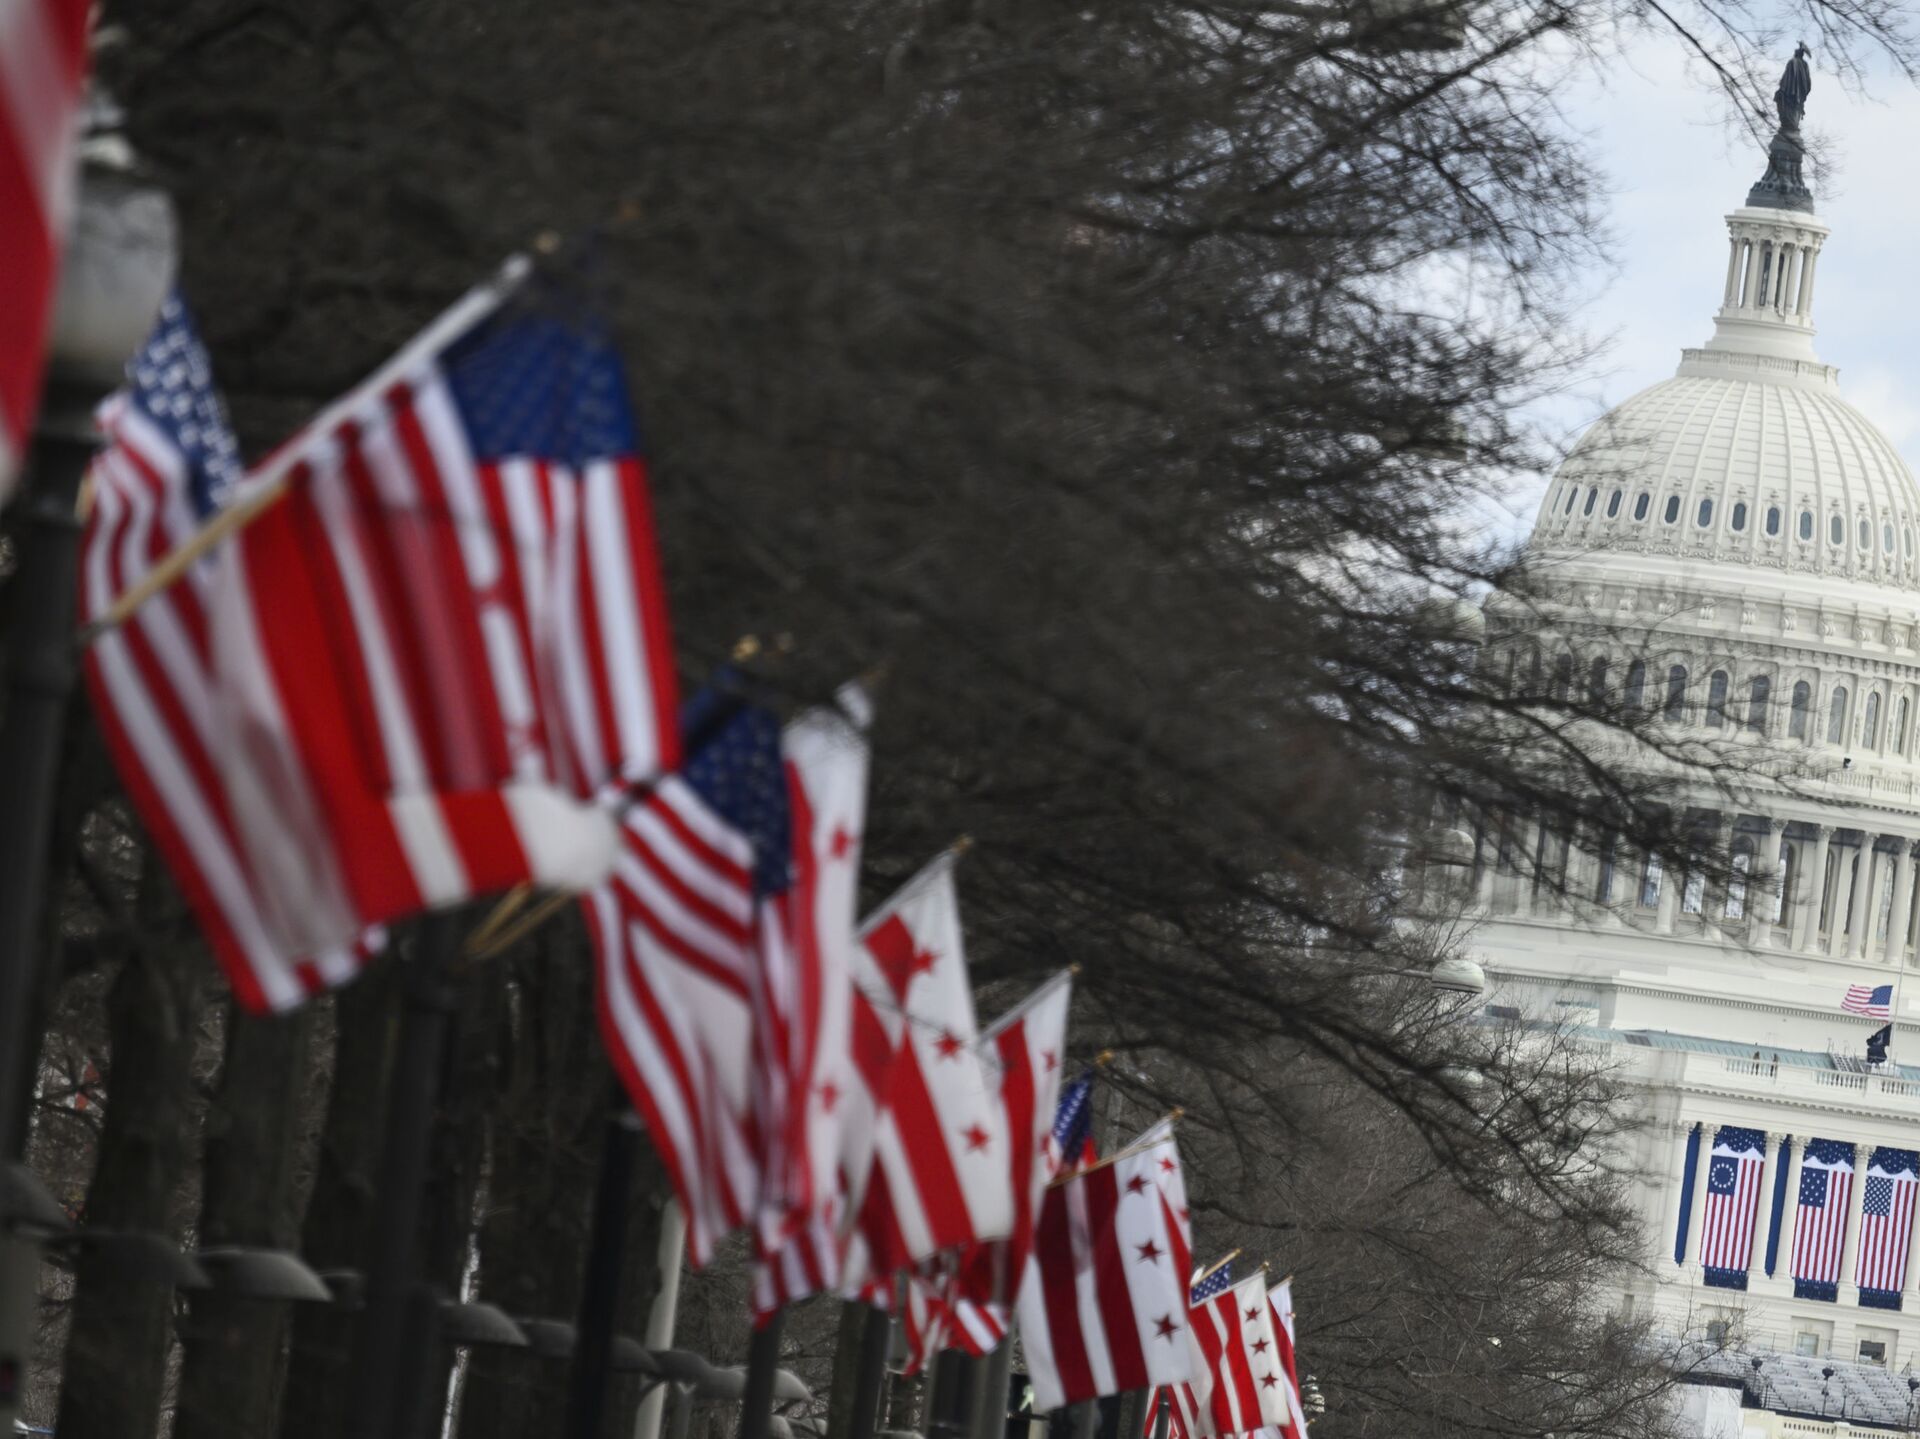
[
  {"xmin": 1266, "ymin": 1280, "xmax": 1308, "ymax": 1439},
  {"xmin": 80, "ymin": 398, "xmax": 385, "ymax": 1013},
  {"xmin": 1018, "ymin": 1129, "xmax": 1197, "ymax": 1412},
  {"xmin": 1186, "ymin": 1274, "xmax": 1289, "ymax": 1438},
  {"xmin": 1698, "ymin": 1140, "xmax": 1764, "ymax": 1274},
  {"xmin": 1791, "ymin": 1145, "xmax": 1854, "ymax": 1291},
  {"xmin": 1856, "ymin": 1161, "xmax": 1919, "ymax": 1295},
  {"xmin": 0, "ymin": 0, "xmax": 90, "ymax": 497},
  {"xmin": 841, "ymin": 855, "xmax": 1009, "ymax": 1288},
  {"xmin": 584, "ymin": 775, "xmax": 761, "ymax": 1267},
  {"xmin": 749, "ymin": 686, "xmax": 871, "ymax": 1312}
]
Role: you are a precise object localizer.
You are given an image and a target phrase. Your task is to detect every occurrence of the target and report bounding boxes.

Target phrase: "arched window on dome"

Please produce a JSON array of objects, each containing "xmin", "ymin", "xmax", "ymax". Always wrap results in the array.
[
  {"xmin": 1552, "ymin": 653, "xmax": 1573, "ymax": 702},
  {"xmin": 1583, "ymin": 487, "xmax": 1598, "ymax": 516},
  {"xmin": 1607, "ymin": 490, "xmax": 1622, "ymax": 518},
  {"xmin": 1766, "ymin": 506, "xmax": 1781, "ymax": 537},
  {"xmin": 1705, "ymin": 671, "xmax": 1730, "ymax": 728},
  {"xmin": 1587, "ymin": 656, "xmax": 1609, "ymax": 708},
  {"xmin": 1563, "ymin": 485, "xmax": 1577, "ymax": 515},
  {"xmin": 1907, "ymin": 526, "xmax": 1914, "ymax": 558},
  {"xmin": 1698, "ymin": 499, "xmax": 1714, "ymax": 529},
  {"xmin": 1624, "ymin": 660, "xmax": 1647, "ymax": 710},
  {"xmin": 1526, "ymin": 649, "xmax": 1543, "ymax": 700},
  {"xmin": 1732, "ymin": 502, "xmax": 1748, "ymax": 533},
  {"xmin": 1895, "ymin": 696, "xmax": 1911, "ymax": 755},
  {"xmin": 1800, "ymin": 510, "xmax": 1814, "ymax": 542},
  {"xmin": 1664, "ymin": 496, "xmax": 1681, "ymax": 525},
  {"xmin": 1634, "ymin": 494, "xmax": 1651, "ymax": 522},
  {"xmin": 1664, "ymin": 665, "xmax": 1689, "ymax": 722},
  {"xmin": 1789, "ymin": 681, "xmax": 1812, "ymax": 740},
  {"xmin": 1865, "ymin": 691, "xmax": 1883, "ymax": 749},
  {"xmin": 1885, "ymin": 522, "xmax": 1896, "ymax": 554},
  {"xmin": 1831, "ymin": 514, "xmax": 1846, "ymax": 547},
  {"xmin": 1828, "ymin": 686, "xmax": 1850, "ymax": 745},
  {"xmin": 1747, "ymin": 675, "xmax": 1770, "ymax": 732},
  {"xmin": 1859, "ymin": 517, "xmax": 1873, "ymax": 550}
]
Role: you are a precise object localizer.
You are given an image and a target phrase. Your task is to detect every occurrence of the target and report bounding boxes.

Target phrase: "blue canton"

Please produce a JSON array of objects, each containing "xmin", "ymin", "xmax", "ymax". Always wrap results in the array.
[
  {"xmin": 1190, "ymin": 1260, "xmax": 1235, "ymax": 1305},
  {"xmin": 1799, "ymin": 1170, "xmax": 1830, "ymax": 1208},
  {"xmin": 442, "ymin": 305, "xmax": 640, "ymax": 465},
  {"xmin": 1052, "ymin": 1069, "xmax": 1094, "ymax": 1158},
  {"xmin": 124, "ymin": 294, "xmax": 243, "ymax": 519},
  {"xmin": 1866, "ymin": 1175, "xmax": 1895, "ymax": 1217},
  {"xmin": 678, "ymin": 690, "xmax": 791, "ymax": 899}
]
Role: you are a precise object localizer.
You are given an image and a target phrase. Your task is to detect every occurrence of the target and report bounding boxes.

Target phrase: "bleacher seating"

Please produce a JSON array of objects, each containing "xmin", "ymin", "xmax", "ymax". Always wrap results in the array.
[{"xmin": 1665, "ymin": 1338, "xmax": 1920, "ymax": 1430}]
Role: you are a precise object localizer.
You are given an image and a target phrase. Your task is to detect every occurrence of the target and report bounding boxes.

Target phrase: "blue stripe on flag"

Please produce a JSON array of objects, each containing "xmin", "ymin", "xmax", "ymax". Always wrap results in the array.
[
  {"xmin": 1765, "ymin": 1134, "xmax": 1792, "ymax": 1276},
  {"xmin": 1674, "ymin": 1122, "xmax": 1701, "ymax": 1265}
]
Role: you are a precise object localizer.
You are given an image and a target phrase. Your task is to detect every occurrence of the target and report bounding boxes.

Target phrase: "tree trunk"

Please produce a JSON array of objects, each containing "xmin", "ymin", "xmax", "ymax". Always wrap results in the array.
[
  {"xmin": 53, "ymin": 860, "xmax": 211, "ymax": 1439},
  {"xmin": 279, "ymin": 965, "xmax": 401, "ymax": 1439},
  {"xmin": 173, "ymin": 1004, "xmax": 319, "ymax": 1439}
]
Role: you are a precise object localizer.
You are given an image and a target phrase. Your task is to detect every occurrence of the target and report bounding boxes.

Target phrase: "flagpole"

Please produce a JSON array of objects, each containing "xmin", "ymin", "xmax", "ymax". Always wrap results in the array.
[
  {"xmin": 847, "ymin": 1306, "xmax": 895, "ymax": 1439},
  {"xmin": 349, "ymin": 912, "xmax": 460, "ymax": 1439},
  {"xmin": 972, "ymin": 1331, "xmax": 1016, "ymax": 1439},
  {"xmin": 563, "ymin": 1083, "xmax": 643, "ymax": 1439},
  {"xmin": 738, "ymin": 1307, "xmax": 788, "ymax": 1439}
]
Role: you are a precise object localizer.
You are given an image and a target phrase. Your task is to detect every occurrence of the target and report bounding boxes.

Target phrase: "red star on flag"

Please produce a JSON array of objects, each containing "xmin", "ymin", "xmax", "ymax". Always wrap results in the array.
[
  {"xmin": 1124, "ymin": 1175, "xmax": 1150, "ymax": 1195},
  {"xmin": 1252, "ymin": 1337, "xmax": 1271, "ymax": 1353},
  {"xmin": 818, "ymin": 1082, "xmax": 840, "ymax": 1113},
  {"xmin": 829, "ymin": 825, "xmax": 857, "ymax": 859},
  {"xmin": 934, "ymin": 1030, "xmax": 964, "ymax": 1060},
  {"xmin": 1135, "ymin": 1239, "xmax": 1163, "ymax": 1263},
  {"xmin": 1043, "ymin": 1050, "xmax": 1059, "ymax": 1072},
  {"xmin": 1153, "ymin": 1315, "xmax": 1180, "ymax": 1341},
  {"xmin": 963, "ymin": 1123, "xmax": 991, "ymax": 1152},
  {"xmin": 908, "ymin": 945, "xmax": 938, "ymax": 977},
  {"xmin": 1260, "ymin": 1374, "xmax": 1279, "ymax": 1389},
  {"xmin": 1244, "ymin": 1305, "xmax": 1260, "ymax": 1322}
]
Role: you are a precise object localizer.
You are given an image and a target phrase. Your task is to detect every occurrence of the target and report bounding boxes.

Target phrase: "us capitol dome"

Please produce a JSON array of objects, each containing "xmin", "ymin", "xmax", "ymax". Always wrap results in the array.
[{"xmin": 1465, "ymin": 52, "xmax": 1920, "ymax": 1421}]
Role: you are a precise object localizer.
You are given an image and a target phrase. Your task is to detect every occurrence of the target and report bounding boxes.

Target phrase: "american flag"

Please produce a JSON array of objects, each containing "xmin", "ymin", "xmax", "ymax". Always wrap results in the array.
[
  {"xmin": 1843, "ymin": 983, "xmax": 1894, "ymax": 1018},
  {"xmin": 1049, "ymin": 1068, "xmax": 1098, "ymax": 1176},
  {"xmin": 1792, "ymin": 1139, "xmax": 1855, "ymax": 1302},
  {"xmin": 1698, "ymin": 1125, "xmax": 1766, "ymax": 1288},
  {"xmin": 1191, "ymin": 1258, "xmax": 1235, "ymax": 1305},
  {"xmin": 1855, "ymin": 1147, "xmax": 1919, "ymax": 1305},
  {"xmin": 583, "ymin": 692, "xmax": 785, "ymax": 1267},
  {"xmin": 0, "ymin": 0, "xmax": 91, "ymax": 499},
  {"xmin": 79, "ymin": 296, "xmax": 386, "ymax": 1012}
]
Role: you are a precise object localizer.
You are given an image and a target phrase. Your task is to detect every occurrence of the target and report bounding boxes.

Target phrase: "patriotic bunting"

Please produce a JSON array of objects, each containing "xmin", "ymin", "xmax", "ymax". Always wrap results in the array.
[
  {"xmin": 1699, "ymin": 1125, "xmax": 1765, "ymax": 1289},
  {"xmin": 1856, "ymin": 1146, "xmax": 1919, "ymax": 1309},
  {"xmin": 1791, "ymin": 1138, "xmax": 1854, "ymax": 1303}
]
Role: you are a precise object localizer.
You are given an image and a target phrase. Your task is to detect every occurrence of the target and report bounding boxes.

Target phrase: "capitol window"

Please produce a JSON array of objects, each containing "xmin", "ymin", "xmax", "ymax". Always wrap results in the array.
[
  {"xmin": 1747, "ymin": 675, "xmax": 1769, "ymax": 731},
  {"xmin": 1859, "ymin": 516, "xmax": 1872, "ymax": 549},
  {"xmin": 1705, "ymin": 671, "xmax": 1729, "ymax": 727},
  {"xmin": 1564, "ymin": 485, "xmax": 1578, "ymax": 515},
  {"xmin": 1799, "ymin": 510, "xmax": 1814, "ymax": 541},
  {"xmin": 1732, "ymin": 502, "xmax": 1748, "ymax": 532},
  {"xmin": 1640, "ymin": 853, "xmax": 1663, "ymax": 907},
  {"xmin": 1587, "ymin": 656, "xmax": 1609, "ymax": 706},
  {"xmin": 1634, "ymin": 494, "xmax": 1651, "ymax": 521},
  {"xmin": 1828, "ymin": 687, "xmax": 1849, "ymax": 744},
  {"xmin": 1665, "ymin": 495, "xmax": 1681, "ymax": 525},
  {"xmin": 1907, "ymin": 526, "xmax": 1914, "ymax": 557},
  {"xmin": 1624, "ymin": 660, "xmax": 1647, "ymax": 709},
  {"xmin": 1766, "ymin": 506, "xmax": 1781, "ymax": 536},
  {"xmin": 1724, "ymin": 845, "xmax": 1751, "ymax": 919},
  {"xmin": 1607, "ymin": 490, "xmax": 1622, "ymax": 518},
  {"xmin": 1697, "ymin": 499, "xmax": 1714, "ymax": 528},
  {"xmin": 1864, "ymin": 692, "xmax": 1881, "ymax": 747},
  {"xmin": 1584, "ymin": 487, "xmax": 1598, "ymax": 516},
  {"xmin": 1789, "ymin": 681, "xmax": 1811, "ymax": 739},
  {"xmin": 1896, "ymin": 696, "xmax": 1910, "ymax": 754},
  {"xmin": 1664, "ymin": 665, "xmax": 1688, "ymax": 721},
  {"xmin": 1831, "ymin": 514, "xmax": 1845, "ymax": 546}
]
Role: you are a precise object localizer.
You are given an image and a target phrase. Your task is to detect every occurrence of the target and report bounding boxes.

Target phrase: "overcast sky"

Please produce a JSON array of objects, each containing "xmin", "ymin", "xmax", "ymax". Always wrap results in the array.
[{"xmin": 1513, "ymin": 40, "xmax": 1920, "ymax": 532}]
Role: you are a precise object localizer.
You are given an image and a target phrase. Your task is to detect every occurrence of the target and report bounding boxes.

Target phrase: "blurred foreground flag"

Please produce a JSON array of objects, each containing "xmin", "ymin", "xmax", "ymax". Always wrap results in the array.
[
  {"xmin": 81, "ymin": 295, "xmax": 388, "ymax": 1011},
  {"xmin": 0, "ymin": 0, "xmax": 92, "ymax": 500},
  {"xmin": 84, "ymin": 263, "xmax": 682, "ymax": 1010}
]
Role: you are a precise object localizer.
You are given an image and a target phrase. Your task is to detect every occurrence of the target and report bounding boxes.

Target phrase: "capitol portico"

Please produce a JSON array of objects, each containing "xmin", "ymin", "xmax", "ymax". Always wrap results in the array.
[{"xmin": 1465, "ymin": 60, "xmax": 1920, "ymax": 1392}]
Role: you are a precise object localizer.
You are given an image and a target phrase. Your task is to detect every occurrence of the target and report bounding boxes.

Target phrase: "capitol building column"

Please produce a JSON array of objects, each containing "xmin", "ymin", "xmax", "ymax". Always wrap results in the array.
[
  {"xmin": 1753, "ymin": 817, "xmax": 1789, "ymax": 948},
  {"xmin": 1885, "ymin": 840, "xmax": 1918, "ymax": 965},
  {"xmin": 1793, "ymin": 825, "xmax": 1834, "ymax": 952},
  {"xmin": 1845, "ymin": 832, "xmax": 1880, "ymax": 960}
]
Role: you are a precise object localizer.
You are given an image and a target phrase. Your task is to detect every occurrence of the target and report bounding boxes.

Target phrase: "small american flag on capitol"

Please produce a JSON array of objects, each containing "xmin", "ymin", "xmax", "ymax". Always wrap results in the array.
[
  {"xmin": 1855, "ymin": 1147, "xmax": 1919, "ymax": 1309},
  {"xmin": 1843, "ymin": 983, "xmax": 1894, "ymax": 1018}
]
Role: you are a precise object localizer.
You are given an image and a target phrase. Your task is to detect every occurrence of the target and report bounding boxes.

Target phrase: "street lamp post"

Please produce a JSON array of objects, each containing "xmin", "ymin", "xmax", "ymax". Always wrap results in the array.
[{"xmin": 0, "ymin": 131, "xmax": 176, "ymax": 1431}]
